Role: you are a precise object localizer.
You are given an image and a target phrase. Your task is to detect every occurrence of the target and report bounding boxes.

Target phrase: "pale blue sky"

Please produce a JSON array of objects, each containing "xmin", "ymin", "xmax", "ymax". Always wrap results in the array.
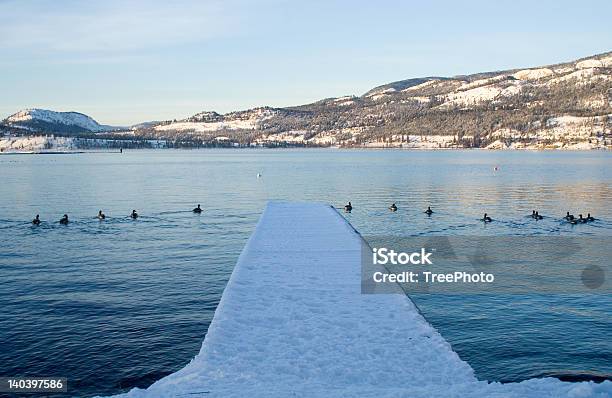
[{"xmin": 1, "ymin": 0, "xmax": 610, "ymax": 125}]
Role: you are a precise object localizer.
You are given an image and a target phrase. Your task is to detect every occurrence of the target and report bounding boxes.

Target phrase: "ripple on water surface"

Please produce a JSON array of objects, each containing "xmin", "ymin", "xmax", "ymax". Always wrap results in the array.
[{"xmin": 0, "ymin": 149, "xmax": 610, "ymax": 396}]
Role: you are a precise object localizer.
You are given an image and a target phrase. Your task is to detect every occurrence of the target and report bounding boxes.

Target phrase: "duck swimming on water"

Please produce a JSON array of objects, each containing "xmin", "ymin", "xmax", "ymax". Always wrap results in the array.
[
  {"xmin": 565, "ymin": 211, "xmax": 575, "ymax": 221},
  {"xmin": 59, "ymin": 214, "xmax": 69, "ymax": 225},
  {"xmin": 481, "ymin": 213, "xmax": 492, "ymax": 223},
  {"xmin": 193, "ymin": 204, "xmax": 202, "ymax": 214},
  {"xmin": 425, "ymin": 206, "xmax": 433, "ymax": 215},
  {"xmin": 389, "ymin": 203, "xmax": 397, "ymax": 212},
  {"xmin": 534, "ymin": 211, "xmax": 543, "ymax": 220},
  {"xmin": 344, "ymin": 202, "xmax": 352, "ymax": 213},
  {"xmin": 586, "ymin": 213, "xmax": 595, "ymax": 222},
  {"xmin": 32, "ymin": 215, "xmax": 41, "ymax": 225},
  {"xmin": 97, "ymin": 210, "xmax": 106, "ymax": 220},
  {"xmin": 131, "ymin": 210, "xmax": 138, "ymax": 219},
  {"xmin": 577, "ymin": 214, "xmax": 587, "ymax": 223}
]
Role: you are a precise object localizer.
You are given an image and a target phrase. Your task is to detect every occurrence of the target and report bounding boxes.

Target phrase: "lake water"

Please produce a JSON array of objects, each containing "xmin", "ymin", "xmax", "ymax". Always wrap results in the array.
[{"xmin": 0, "ymin": 149, "xmax": 610, "ymax": 397}]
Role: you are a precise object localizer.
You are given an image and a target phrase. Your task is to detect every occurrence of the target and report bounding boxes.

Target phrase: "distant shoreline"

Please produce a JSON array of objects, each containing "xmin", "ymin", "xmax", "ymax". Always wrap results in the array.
[
  {"xmin": 1, "ymin": 146, "xmax": 609, "ymax": 154},
  {"xmin": 0, "ymin": 150, "xmax": 122, "ymax": 155}
]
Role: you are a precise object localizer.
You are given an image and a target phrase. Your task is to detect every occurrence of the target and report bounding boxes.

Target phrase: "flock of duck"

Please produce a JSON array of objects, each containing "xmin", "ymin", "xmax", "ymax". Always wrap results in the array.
[
  {"xmin": 342, "ymin": 202, "xmax": 597, "ymax": 224},
  {"xmin": 30, "ymin": 204, "xmax": 204, "ymax": 225},
  {"xmin": 28, "ymin": 202, "xmax": 597, "ymax": 226}
]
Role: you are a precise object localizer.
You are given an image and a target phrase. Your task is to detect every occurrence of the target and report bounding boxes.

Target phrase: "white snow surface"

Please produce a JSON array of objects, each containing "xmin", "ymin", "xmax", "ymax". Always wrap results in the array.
[
  {"xmin": 332, "ymin": 96, "xmax": 356, "ymax": 103},
  {"xmin": 576, "ymin": 59, "xmax": 604, "ymax": 69},
  {"xmin": 155, "ymin": 109, "xmax": 275, "ymax": 133},
  {"xmin": 440, "ymin": 85, "xmax": 502, "ymax": 107},
  {"xmin": 5, "ymin": 108, "xmax": 112, "ymax": 132},
  {"xmin": 512, "ymin": 68, "xmax": 554, "ymax": 80},
  {"xmin": 0, "ymin": 135, "xmax": 75, "ymax": 152},
  {"xmin": 106, "ymin": 202, "xmax": 612, "ymax": 398},
  {"xmin": 401, "ymin": 96, "xmax": 431, "ymax": 104},
  {"xmin": 155, "ymin": 119, "xmax": 258, "ymax": 132}
]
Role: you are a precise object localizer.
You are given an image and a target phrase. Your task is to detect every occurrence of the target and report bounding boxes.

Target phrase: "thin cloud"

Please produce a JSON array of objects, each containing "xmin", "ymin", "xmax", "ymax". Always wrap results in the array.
[{"xmin": 0, "ymin": 0, "xmax": 241, "ymax": 54}]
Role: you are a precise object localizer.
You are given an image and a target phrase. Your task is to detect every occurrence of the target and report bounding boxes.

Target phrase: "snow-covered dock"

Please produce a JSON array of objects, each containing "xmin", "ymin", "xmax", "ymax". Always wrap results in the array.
[{"xmin": 112, "ymin": 202, "xmax": 610, "ymax": 398}]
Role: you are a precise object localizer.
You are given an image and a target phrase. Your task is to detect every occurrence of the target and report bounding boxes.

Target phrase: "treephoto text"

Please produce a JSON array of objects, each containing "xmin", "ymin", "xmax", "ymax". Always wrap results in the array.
[{"xmin": 370, "ymin": 247, "xmax": 495, "ymax": 284}]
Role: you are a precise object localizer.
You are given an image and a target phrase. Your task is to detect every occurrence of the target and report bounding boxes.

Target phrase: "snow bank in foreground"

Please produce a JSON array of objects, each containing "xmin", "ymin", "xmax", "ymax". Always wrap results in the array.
[{"xmin": 105, "ymin": 202, "xmax": 612, "ymax": 398}]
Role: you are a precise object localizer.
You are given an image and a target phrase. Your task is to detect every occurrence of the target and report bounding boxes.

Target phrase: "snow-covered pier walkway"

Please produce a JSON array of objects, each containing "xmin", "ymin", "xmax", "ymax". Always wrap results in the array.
[{"xmin": 113, "ymin": 202, "xmax": 610, "ymax": 398}]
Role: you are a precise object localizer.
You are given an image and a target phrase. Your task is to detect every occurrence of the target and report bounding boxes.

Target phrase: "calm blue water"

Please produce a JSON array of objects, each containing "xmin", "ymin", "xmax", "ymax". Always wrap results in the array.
[{"xmin": 0, "ymin": 149, "xmax": 610, "ymax": 396}]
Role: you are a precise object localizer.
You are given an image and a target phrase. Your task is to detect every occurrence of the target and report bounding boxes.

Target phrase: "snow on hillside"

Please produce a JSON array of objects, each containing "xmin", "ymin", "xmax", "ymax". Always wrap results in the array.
[
  {"xmin": 401, "ymin": 79, "xmax": 439, "ymax": 92},
  {"xmin": 156, "ymin": 119, "xmax": 257, "ymax": 133},
  {"xmin": 401, "ymin": 96, "xmax": 431, "ymax": 104},
  {"xmin": 499, "ymin": 84, "xmax": 522, "ymax": 97},
  {"xmin": 547, "ymin": 68, "xmax": 611, "ymax": 86},
  {"xmin": 366, "ymin": 87, "xmax": 397, "ymax": 100},
  {"xmin": 576, "ymin": 59, "xmax": 604, "ymax": 69},
  {"xmin": 0, "ymin": 135, "xmax": 75, "ymax": 152},
  {"xmin": 545, "ymin": 114, "xmax": 609, "ymax": 130},
  {"xmin": 440, "ymin": 86, "xmax": 502, "ymax": 107},
  {"xmin": 512, "ymin": 68, "xmax": 554, "ymax": 80},
  {"xmin": 458, "ymin": 75, "xmax": 509, "ymax": 91},
  {"xmin": 0, "ymin": 135, "xmax": 167, "ymax": 151},
  {"xmin": 4, "ymin": 52, "xmax": 611, "ymax": 149},
  {"xmin": 4, "ymin": 109, "xmax": 113, "ymax": 132},
  {"xmin": 482, "ymin": 115, "xmax": 610, "ymax": 149},
  {"xmin": 401, "ymin": 134, "xmax": 456, "ymax": 148},
  {"xmin": 155, "ymin": 108, "xmax": 276, "ymax": 133},
  {"xmin": 332, "ymin": 96, "xmax": 356, "ymax": 103},
  {"xmin": 258, "ymin": 131, "xmax": 307, "ymax": 143},
  {"xmin": 332, "ymin": 96, "xmax": 356, "ymax": 106},
  {"xmin": 601, "ymin": 55, "xmax": 612, "ymax": 67},
  {"xmin": 187, "ymin": 111, "xmax": 223, "ymax": 122}
]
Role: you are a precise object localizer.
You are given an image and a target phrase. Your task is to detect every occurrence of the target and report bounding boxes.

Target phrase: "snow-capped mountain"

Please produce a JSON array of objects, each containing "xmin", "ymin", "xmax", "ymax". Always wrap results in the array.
[
  {"xmin": 2, "ymin": 51, "xmax": 611, "ymax": 149},
  {"xmin": 3, "ymin": 108, "xmax": 115, "ymax": 134},
  {"xmin": 128, "ymin": 51, "xmax": 611, "ymax": 149}
]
